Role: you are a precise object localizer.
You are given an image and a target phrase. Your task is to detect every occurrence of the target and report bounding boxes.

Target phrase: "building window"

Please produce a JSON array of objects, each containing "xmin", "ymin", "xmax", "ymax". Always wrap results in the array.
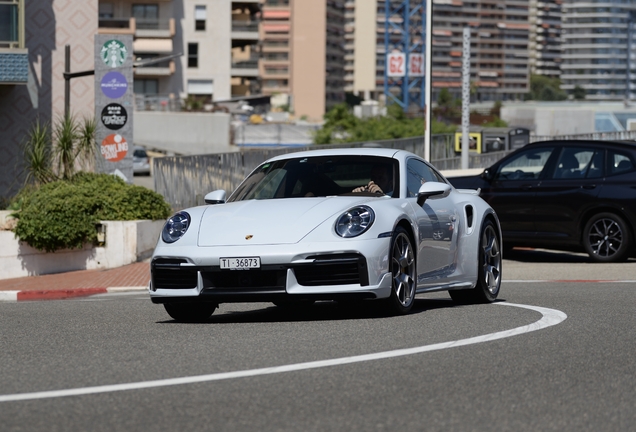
[
  {"xmin": 187, "ymin": 79, "xmax": 213, "ymax": 104},
  {"xmin": 188, "ymin": 43, "xmax": 198, "ymax": 68},
  {"xmin": 0, "ymin": 2, "xmax": 19, "ymax": 44},
  {"xmin": 98, "ymin": 3, "xmax": 114, "ymax": 19},
  {"xmin": 134, "ymin": 79, "xmax": 159, "ymax": 95},
  {"xmin": 132, "ymin": 3, "xmax": 159, "ymax": 29},
  {"xmin": 195, "ymin": 5, "xmax": 206, "ymax": 31}
]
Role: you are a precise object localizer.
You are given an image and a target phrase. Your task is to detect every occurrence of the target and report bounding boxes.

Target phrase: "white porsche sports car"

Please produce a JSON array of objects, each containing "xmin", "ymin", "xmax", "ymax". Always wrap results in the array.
[{"xmin": 150, "ymin": 148, "xmax": 502, "ymax": 322}]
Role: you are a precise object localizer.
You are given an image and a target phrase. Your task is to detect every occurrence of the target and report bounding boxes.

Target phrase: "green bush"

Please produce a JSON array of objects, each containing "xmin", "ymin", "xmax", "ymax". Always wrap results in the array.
[{"xmin": 12, "ymin": 173, "xmax": 171, "ymax": 252}]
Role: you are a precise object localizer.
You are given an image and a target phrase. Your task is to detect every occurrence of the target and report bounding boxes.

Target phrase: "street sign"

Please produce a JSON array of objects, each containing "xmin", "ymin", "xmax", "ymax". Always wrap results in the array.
[
  {"xmin": 94, "ymin": 34, "xmax": 133, "ymax": 181},
  {"xmin": 409, "ymin": 53, "xmax": 424, "ymax": 77},
  {"xmin": 387, "ymin": 52, "xmax": 406, "ymax": 77}
]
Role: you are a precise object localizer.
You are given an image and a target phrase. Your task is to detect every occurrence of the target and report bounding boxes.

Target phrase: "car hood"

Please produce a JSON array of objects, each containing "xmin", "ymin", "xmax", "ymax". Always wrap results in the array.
[{"xmin": 197, "ymin": 197, "xmax": 374, "ymax": 246}]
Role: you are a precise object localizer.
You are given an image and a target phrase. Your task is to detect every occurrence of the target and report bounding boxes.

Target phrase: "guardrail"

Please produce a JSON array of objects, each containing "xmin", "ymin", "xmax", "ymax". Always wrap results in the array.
[{"xmin": 153, "ymin": 130, "xmax": 636, "ymax": 210}]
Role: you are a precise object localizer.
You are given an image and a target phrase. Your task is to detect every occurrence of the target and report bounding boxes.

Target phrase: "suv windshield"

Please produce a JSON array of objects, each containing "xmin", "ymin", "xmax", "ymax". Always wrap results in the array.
[{"xmin": 228, "ymin": 155, "xmax": 399, "ymax": 201}]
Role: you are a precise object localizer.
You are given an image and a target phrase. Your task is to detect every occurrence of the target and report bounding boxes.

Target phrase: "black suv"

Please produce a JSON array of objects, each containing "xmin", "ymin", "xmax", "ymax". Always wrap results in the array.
[{"xmin": 448, "ymin": 140, "xmax": 636, "ymax": 262}]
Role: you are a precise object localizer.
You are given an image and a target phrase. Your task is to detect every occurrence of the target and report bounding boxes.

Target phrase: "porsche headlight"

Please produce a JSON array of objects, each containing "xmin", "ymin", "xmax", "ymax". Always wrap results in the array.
[
  {"xmin": 335, "ymin": 206, "xmax": 375, "ymax": 238},
  {"xmin": 162, "ymin": 212, "xmax": 191, "ymax": 243}
]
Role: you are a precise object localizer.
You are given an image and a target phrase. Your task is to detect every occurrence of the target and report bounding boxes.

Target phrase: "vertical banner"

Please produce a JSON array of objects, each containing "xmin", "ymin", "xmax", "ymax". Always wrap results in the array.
[
  {"xmin": 387, "ymin": 52, "xmax": 406, "ymax": 77},
  {"xmin": 94, "ymin": 35, "xmax": 134, "ymax": 181},
  {"xmin": 409, "ymin": 53, "xmax": 424, "ymax": 77}
]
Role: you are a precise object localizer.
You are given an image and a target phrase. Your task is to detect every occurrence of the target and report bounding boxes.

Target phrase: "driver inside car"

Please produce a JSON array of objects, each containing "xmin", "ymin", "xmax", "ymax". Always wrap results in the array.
[{"xmin": 353, "ymin": 165, "xmax": 393, "ymax": 196}]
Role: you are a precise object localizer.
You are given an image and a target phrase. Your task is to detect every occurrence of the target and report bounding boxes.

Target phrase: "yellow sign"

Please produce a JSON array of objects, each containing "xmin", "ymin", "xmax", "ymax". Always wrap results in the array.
[{"xmin": 454, "ymin": 132, "xmax": 482, "ymax": 153}]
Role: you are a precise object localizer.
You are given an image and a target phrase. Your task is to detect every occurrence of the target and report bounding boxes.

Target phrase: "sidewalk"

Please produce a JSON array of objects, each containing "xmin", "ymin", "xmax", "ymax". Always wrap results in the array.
[{"xmin": 0, "ymin": 261, "xmax": 150, "ymax": 301}]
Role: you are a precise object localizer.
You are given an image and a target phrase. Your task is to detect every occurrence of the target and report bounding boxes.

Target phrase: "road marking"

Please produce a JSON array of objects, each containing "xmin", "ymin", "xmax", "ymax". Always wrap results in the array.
[
  {"xmin": 0, "ymin": 302, "xmax": 566, "ymax": 403},
  {"xmin": 505, "ymin": 280, "xmax": 636, "ymax": 283}
]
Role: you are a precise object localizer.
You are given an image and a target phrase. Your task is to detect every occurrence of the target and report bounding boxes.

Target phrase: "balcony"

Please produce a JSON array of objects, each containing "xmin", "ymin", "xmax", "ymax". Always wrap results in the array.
[
  {"xmin": 232, "ymin": 20, "xmax": 259, "ymax": 42},
  {"xmin": 231, "ymin": 59, "xmax": 259, "ymax": 77},
  {"xmin": 134, "ymin": 60, "xmax": 175, "ymax": 77},
  {"xmin": 98, "ymin": 17, "xmax": 175, "ymax": 38},
  {"xmin": 98, "ymin": 17, "xmax": 135, "ymax": 35}
]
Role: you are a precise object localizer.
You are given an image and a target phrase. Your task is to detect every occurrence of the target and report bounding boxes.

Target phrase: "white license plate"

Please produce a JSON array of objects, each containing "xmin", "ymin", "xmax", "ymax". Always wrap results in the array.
[{"xmin": 220, "ymin": 257, "xmax": 261, "ymax": 270}]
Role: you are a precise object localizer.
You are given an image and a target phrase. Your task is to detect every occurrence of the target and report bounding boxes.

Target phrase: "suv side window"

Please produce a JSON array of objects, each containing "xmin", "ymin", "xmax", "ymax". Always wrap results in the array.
[
  {"xmin": 406, "ymin": 158, "xmax": 444, "ymax": 197},
  {"xmin": 495, "ymin": 147, "xmax": 554, "ymax": 181},
  {"xmin": 551, "ymin": 147, "xmax": 597, "ymax": 179},
  {"xmin": 609, "ymin": 151, "xmax": 634, "ymax": 176}
]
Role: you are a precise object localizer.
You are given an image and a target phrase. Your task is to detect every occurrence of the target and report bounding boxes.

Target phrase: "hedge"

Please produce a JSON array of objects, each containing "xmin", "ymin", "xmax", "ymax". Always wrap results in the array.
[{"xmin": 12, "ymin": 172, "xmax": 171, "ymax": 252}]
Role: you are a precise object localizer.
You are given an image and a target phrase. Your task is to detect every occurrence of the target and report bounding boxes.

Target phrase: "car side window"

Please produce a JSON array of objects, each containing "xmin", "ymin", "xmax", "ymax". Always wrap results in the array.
[
  {"xmin": 495, "ymin": 147, "xmax": 554, "ymax": 181},
  {"xmin": 609, "ymin": 151, "xmax": 634, "ymax": 175},
  {"xmin": 551, "ymin": 148, "xmax": 596, "ymax": 179},
  {"xmin": 406, "ymin": 158, "xmax": 444, "ymax": 197}
]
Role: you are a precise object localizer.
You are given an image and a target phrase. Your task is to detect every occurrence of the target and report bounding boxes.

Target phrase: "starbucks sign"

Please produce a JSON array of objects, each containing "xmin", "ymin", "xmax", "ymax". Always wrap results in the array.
[
  {"xmin": 100, "ymin": 39, "xmax": 128, "ymax": 68},
  {"xmin": 95, "ymin": 34, "xmax": 133, "ymax": 181}
]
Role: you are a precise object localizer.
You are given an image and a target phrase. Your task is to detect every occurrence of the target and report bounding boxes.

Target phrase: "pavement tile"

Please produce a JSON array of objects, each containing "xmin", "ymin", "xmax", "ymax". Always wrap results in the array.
[{"xmin": 0, "ymin": 262, "xmax": 150, "ymax": 293}]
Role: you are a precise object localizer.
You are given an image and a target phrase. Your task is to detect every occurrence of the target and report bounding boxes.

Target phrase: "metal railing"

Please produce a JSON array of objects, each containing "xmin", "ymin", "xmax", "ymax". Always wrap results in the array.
[
  {"xmin": 134, "ymin": 94, "xmax": 182, "ymax": 112},
  {"xmin": 231, "ymin": 21, "xmax": 259, "ymax": 32},
  {"xmin": 154, "ymin": 136, "xmax": 455, "ymax": 210},
  {"xmin": 153, "ymin": 130, "xmax": 636, "ymax": 210}
]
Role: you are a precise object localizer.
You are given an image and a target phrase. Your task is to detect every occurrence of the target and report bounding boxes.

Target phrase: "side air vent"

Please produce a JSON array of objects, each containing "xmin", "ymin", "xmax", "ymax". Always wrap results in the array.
[
  {"xmin": 151, "ymin": 258, "xmax": 198, "ymax": 289},
  {"xmin": 465, "ymin": 205, "xmax": 474, "ymax": 228},
  {"xmin": 294, "ymin": 254, "xmax": 368, "ymax": 286}
]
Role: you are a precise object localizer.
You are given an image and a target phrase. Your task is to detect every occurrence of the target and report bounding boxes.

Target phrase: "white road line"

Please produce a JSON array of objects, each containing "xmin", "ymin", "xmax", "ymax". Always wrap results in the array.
[
  {"xmin": 504, "ymin": 280, "xmax": 636, "ymax": 283},
  {"xmin": 0, "ymin": 302, "xmax": 567, "ymax": 403}
]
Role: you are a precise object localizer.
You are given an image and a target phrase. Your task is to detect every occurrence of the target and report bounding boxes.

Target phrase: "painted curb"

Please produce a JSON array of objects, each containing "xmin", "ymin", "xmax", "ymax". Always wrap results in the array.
[{"xmin": 0, "ymin": 286, "xmax": 147, "ymax": 302}]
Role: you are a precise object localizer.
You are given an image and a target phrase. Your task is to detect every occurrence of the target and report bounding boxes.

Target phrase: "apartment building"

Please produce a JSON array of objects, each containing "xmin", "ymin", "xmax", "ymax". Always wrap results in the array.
[
  {"xmin": 99, "ymin": 0, "xmax": 261, "ymax": 105},
  {"xmin": 0, "ymin": 1, "xmax": 98, "ymax": 203},
  {"xmin": 529, "ymin": 0, "xmax": 562, "ymax": 78},
  {"xmin": 430, "ymin": 0, "xmax": 530, "ymax": 102},
  {"xmin": 561, "ymin": 0, "xmax": 636, "ymax": 101},
  {"xmin": 344, "ymin": 0, "xmax": 530, "ymax": 104},
  {"xmin": 260, "ymin": 0, "xmax": 346, "ymax": 121}
]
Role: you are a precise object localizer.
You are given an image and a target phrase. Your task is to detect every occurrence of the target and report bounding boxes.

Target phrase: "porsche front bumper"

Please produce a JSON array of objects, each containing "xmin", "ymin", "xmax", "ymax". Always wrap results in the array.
[{"xmin": 149, "ymin": 238, "xmax": 393, "ymax": 304}]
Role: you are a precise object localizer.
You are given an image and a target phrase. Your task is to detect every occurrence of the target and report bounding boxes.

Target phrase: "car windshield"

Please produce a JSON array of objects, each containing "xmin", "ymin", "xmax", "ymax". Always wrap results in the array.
[{"xmin": 228, "ymin": 155, "xmax": 399, "ymax": 201}]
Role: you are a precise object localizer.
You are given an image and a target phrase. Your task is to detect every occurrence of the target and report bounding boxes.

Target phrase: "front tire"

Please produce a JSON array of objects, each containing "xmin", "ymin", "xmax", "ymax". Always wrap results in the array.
[
  {"xmin": 583, "ymin": 213, "xmax": 632, "ymax": 263},
  {"xmin": 450, "ymin": 219, "xmax": 502, "ymax": 304},
  {"xmin": 384, "ymin": 226, "xmax": 416, "ymax": 315},
  {"xmin": 164, "ymin": 302, "xmax": 218, "ymax": 322}
]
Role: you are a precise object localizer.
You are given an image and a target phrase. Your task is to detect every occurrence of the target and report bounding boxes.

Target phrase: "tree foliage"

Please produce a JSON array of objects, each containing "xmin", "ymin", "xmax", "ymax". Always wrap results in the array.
[
  {"xmin": 313, "ymin": 103, "xmax": 454, "ymax": 144},
  {"xmin": 12, "ymin": 173, "xmax": 171, "ymax": 252},
  {"xmin": 527, "ymin": 74, "xmax": 567, "ymax": 101}
]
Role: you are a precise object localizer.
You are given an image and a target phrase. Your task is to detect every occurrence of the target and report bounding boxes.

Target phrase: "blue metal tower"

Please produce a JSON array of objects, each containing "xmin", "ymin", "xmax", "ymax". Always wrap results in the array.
[{"xmin": 383, "ymin": 0, "xmax": 427, "ymax": 110}]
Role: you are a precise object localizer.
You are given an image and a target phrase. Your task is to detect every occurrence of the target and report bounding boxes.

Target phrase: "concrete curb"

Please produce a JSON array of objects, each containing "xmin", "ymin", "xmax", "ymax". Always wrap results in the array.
[{"xmin": 0, "ymin": 286, "xmax": 147, "ymax": 302}]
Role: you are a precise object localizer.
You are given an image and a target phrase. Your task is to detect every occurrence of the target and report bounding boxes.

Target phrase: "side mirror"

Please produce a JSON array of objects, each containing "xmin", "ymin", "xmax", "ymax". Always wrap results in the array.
[
  {"xmin": 416, "ymin": 182, "xmax": 451, "ymax": 206},
  {"xmin": 204, "ymin": 190, "xmax": 226, "ymax": 205},
  {"xmin": 481, "ymin": 168, "xmax": 494, "ymax": 181}
]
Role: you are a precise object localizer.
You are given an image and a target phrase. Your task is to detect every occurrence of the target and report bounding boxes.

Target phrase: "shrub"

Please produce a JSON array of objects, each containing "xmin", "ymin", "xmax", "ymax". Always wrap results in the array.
[{"xmin": 12, "ymin": 173, "xmax": 171, "ymax": 252}]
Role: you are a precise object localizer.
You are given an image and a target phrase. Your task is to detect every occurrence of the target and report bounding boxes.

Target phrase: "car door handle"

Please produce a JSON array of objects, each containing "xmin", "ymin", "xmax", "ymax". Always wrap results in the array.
[{"xmin": 581, "ymin": 184, "xmax": 596, "ymax": 189}]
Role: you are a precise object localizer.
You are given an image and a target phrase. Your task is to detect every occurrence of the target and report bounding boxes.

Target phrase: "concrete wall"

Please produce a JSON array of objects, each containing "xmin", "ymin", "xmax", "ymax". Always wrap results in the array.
[
  {"xmin": 353, "ymin": 0, "xmax": 377, "ymax": 96},
  {"xmin": 0, "ymin": 216, "xmax": 164, "ymax": 280},
  {"xmin": 291, "ymin": 1, "xmax": 326, "ymax": 122},
  {"xmin": 182, "ymin": 0, "xmax": 231, "ymax": 101},
  {"xmin": 134, "ymin": 111, "xmax": 232, "ymax": 154}
]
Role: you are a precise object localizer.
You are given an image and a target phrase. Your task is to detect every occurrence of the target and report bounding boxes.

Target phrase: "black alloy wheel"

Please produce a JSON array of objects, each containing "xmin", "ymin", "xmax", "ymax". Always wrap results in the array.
[
  {"xmin": 450, "ymin": 219, "xmax": 502, "ymax": 304},
  {"xmin": 583, "ymin": 213, "xmax": 632, "ymax": 263},
  {"xmin": 385, "ymin": 226, "xmax": 416, "ymax": 315}
]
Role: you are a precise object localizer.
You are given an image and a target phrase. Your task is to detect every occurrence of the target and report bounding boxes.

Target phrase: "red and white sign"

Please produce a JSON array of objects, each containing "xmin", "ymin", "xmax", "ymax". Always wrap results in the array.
[
  {"xmin": 409, "ymin": 53, "xmax": 424, "ymax": 77},
  {"xmin": 387, "ymin": 52, "xmax": 406, "ymax": 77},
  {"xmin": 101, "ymin": 134, "xmax": 128, "ymax": 162}
]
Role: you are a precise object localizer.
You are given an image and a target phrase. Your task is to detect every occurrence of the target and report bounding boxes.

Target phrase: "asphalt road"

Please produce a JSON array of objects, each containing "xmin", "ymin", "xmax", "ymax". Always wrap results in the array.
[{"xmin": 1, "ymin": 251, "xmax": 635, "ymax": 432}]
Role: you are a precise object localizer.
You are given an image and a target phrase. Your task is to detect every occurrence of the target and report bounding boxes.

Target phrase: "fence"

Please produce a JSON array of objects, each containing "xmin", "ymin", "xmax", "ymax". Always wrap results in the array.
[
  {"xmin": 154, "ymin": 130, "xmax": 636, "ymax": 210},
  {"xmin": 154, "ymin": 135, "xmax": 460, "ymax": 210}
]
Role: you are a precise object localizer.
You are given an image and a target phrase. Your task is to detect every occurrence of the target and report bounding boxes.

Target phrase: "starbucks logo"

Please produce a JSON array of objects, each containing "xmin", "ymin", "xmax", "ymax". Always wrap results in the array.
[{"xmin": 101, "ymin": 39, "xmax": 128, "ymax": 68}]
